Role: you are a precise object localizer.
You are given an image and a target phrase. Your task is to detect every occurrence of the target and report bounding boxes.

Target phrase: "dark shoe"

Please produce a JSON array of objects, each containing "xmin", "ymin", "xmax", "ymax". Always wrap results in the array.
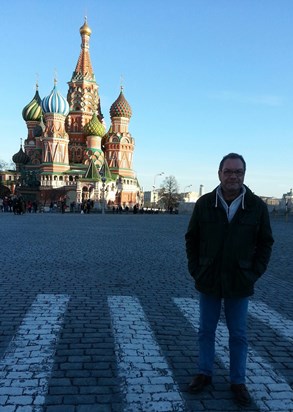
[
  {"xmin": 231, "ymin": 383, "xmax": 251, "ymax": 406},
  {"xmin": 188, "ymin": 374, "xmax": 212, "ymax": 393}
]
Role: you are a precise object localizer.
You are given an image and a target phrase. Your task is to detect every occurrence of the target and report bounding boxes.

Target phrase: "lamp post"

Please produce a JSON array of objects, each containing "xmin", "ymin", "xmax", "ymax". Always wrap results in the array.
[
  {"xmin": 184, "ymin": 185, "xmax": 192, "ymax": 202},
  {"xmin": 153, "ymin": 172, "xmax": 164, "ymax": 208},
  {"xmin": 101, "ymin": 176, "xmax": 106, "ymax": 214}
]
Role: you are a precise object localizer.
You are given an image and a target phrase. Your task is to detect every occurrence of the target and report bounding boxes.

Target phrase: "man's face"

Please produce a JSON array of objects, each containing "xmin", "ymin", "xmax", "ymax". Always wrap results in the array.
[{"xmin": 218, "ymin": 158, "xmax": 245, "ymax": 196}]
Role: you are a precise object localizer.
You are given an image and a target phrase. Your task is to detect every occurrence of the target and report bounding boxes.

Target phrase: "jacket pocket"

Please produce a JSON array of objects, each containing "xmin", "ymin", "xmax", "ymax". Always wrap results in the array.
[
  {"xmin": 196, "ymin": 257, "xmax": 215, "ymax": 282},
  {"xmin": 238, "ymin": 259, "xmax": 258, "ymax": 284}
]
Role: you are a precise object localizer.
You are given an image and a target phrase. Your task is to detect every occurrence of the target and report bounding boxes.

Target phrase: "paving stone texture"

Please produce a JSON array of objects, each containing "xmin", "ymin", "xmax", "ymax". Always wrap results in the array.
[{"xmin": 0, "ymin": 212, "xmax": 292, "ymax": 412}]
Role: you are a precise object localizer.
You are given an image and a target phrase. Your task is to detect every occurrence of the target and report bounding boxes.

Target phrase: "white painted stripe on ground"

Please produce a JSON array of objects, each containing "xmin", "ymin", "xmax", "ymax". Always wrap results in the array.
[
  {"xmin": 0, "ymin": 293, "xmax": 70, "ymax": 410},
  {"xmin": 108, "ymin": 295, "xmax": 186, "ymax": 412},
  {"xmin": 174, "ymin": 297, "xmax": 293, "ymax": 412},
  {"xmin": 249, "ymin": 301, "xmax": 293, "ymax": 342}
]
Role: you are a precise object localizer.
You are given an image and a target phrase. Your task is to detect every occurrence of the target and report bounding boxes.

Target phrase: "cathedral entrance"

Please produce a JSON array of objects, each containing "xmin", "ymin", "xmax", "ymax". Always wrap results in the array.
[{"xmin": 82, "ymin": 186, "xmax": 89, "ymax": 201}]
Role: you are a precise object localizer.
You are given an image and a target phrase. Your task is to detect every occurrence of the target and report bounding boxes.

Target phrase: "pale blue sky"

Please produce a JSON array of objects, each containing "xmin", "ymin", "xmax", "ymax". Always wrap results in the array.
[{"xmin": 1, "ymin": 0, "xmax": 292, "ymax": 197}]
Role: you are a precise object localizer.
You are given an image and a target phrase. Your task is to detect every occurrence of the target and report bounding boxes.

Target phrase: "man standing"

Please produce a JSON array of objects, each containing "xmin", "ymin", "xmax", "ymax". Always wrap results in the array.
[{"xmin": 185, "ymin": 153, "xmax": 274, "ymax": 406}]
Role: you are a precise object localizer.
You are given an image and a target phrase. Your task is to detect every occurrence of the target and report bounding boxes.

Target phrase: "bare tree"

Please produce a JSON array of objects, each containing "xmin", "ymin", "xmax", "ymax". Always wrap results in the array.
[
  {"xmin": 0, "ymin": 160, "xmax": 15, "ymax": 171},
  {"xmin": 40, "ymin": 187, "xmax": 67, "ymax": 206},
  {"xmin": 0, "ymin": 160, "xmax": 8, "ymax": 171},
  {"xmin": 159, "ymin": 175, "xmax": 180, "ymax": 211}
]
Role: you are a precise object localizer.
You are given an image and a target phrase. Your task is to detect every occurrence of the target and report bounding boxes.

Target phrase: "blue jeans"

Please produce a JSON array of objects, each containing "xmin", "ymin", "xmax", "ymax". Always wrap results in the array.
[{"xmin": 198, "ymin": 292, "xmax": 249, "ymax": 384}]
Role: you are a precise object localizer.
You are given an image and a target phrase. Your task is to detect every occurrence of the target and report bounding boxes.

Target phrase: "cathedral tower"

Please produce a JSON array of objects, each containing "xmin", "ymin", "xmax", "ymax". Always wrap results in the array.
[
  {"xmin": 41, "ymin": 81, "xmax": 70, "ymax": 175},
  {"xmin": 22, "ymin": 84, "xmax": 43, "ymax": 169},
  {"xmin": 66, "ymin": 18, "xmax": 103, "ymax": 164},
  {"xmin": 104, "ymin": 87, "xmax": 135, "ymax": 179}
]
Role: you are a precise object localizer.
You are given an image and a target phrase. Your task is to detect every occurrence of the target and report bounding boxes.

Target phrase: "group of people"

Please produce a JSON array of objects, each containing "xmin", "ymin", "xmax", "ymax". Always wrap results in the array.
[
  {"xmin": 0, "ymin": 196, "xmax": 38, "ymax": 214},
  {"xmin": 0, "ymin": 196, "xmax": 13, "ymax": 212},
  {"xmin": 81, "ymin": 199, "xmax": 94, "ymax": 214}
]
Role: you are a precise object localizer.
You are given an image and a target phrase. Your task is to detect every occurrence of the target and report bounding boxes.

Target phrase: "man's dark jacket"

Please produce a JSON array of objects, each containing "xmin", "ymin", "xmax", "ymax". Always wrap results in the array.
[{"xmin": 185, "ymin": 185, "xmax": 274, "ymax": 298}]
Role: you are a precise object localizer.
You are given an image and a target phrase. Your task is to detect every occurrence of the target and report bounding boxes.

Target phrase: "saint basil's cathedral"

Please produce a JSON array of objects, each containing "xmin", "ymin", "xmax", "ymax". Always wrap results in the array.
[{"xmin": 11, "ymin": 19, "xmax": 142, "ymax": 210}]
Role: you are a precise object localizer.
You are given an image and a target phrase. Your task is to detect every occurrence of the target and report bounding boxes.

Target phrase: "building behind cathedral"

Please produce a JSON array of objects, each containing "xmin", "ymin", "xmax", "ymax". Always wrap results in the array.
[{"xmin": 5, "ymin": 19, "xmax": 142, "ymax": 211}]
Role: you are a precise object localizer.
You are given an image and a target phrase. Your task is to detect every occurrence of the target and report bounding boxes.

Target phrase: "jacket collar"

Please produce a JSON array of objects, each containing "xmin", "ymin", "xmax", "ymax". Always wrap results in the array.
[
  {"xmin": 216, "ymin": 185, "xmax": 245, "ymax": 208},
  {"xmin": 214, "ymin": 184, "xmax": 253, "ymax": 209}
]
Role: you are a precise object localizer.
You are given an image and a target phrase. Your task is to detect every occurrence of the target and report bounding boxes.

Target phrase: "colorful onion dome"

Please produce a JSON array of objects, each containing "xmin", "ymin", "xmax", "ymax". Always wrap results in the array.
[
  {"xmin": 22, "ymin": 87, "xmax": 42, "ymax": 121},
  {"xmin": 41, "ymin": 81, "xmax": 69, "ymax": 116},
  {"xmin": 110, "ymin": 88, "xmax": 132, "ymax": 119},
  {"xmin": 84, "ymin": 113, "xmax": 106, "ymax": 137},
  {"xmin": 12, "ymin": 146, "xmax": 30, "ymax": 165},
  {"xmin": 80, "ymin": 18, "xmax": 92, "ymax": 36}
]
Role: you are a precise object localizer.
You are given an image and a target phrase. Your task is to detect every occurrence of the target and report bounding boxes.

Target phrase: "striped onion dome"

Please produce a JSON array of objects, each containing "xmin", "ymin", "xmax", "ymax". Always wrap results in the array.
[
  {"xmin": 84, "ymin": 113, "xmax": 106, "ymax": 137},
  {"xmin": 12, "ymin": 146, "xmax": 30, "ymax": 165},
  {"xmin": 110, "ymin": 88, "xmax": 132, "ymax": 119},
  {"xmin": 22, "ymin": 87, "xmax": 42, "ymax": 121},
  {"xmin": 41, "ymin": 82, "xmax": 69, "ymax": 116}
]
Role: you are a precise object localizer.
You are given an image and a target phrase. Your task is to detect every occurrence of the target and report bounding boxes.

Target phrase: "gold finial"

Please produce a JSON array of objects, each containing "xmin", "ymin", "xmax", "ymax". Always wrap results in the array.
[
  {"xmin": 80, "ymin": 16, "xmax": 92, "ymax": 35},
  {"xmin": 35, "ymin": 73, "xmax": 39, "ymax": 90},
  {"xmin": 54, "ymin": 68, "xmax": 58, "ymax": 86},
  {"xmin": 120, "ymin": 75, "xmax": 124, "ymax": 92}
]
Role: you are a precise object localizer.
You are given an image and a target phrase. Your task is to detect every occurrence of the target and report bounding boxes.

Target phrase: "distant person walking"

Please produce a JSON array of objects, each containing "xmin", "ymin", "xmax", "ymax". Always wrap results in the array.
[{"xmin": 185, "ymin": 153, "xmax": 274, "ymax": 406}]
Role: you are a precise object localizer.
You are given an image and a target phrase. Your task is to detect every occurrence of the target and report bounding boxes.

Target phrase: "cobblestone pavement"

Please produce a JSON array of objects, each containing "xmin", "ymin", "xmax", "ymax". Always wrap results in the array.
[{"xmin": 0, "ymin": 212, "xmax": 292, "ymax": 412}]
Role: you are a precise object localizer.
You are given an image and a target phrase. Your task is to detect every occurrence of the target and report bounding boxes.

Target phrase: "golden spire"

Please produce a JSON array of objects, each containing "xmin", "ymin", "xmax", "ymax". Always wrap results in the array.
[
  {"xmin": 80, "ymin": 16, "xmax": 92, "ymax": 36},
  {"xmin": 74, "ymin": 19, "xmax": 94, "ymax": 76}
]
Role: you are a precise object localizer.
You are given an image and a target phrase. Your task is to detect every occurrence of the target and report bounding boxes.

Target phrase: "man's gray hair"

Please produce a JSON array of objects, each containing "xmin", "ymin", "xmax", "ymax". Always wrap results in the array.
[{"xmin": 219, "ymin": 153, "xmax": 246, "ymax": 171}]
